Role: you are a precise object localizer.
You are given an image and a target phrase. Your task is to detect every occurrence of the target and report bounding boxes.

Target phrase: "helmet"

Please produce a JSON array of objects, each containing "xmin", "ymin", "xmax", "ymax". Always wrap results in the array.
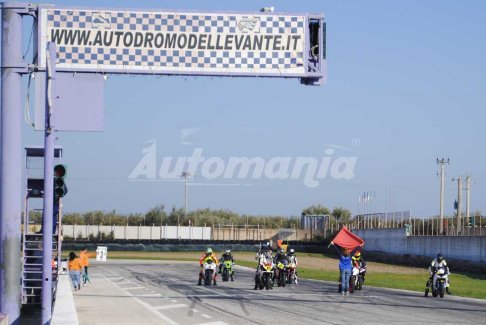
[
  {"xmin": 225, "ymin": 249, "xmax": 231, "ymax": 254},
  {"xmin": 354, "ymin": 252, "xmax": 361, "ymax": 258},
  {"xmin": 265, "ymin": 241, "xmax": 270, "ymax": 247},
  {"xmin": 437, "ymin": 253, "xmax": 443, "ymax": 263},
  {"xmin": 206, "ymin": 247, "xmax": 213, "ymax": 254},
  {"xmin": 289, "ymin": 248, "xmax": 295, "ymax": 255}
]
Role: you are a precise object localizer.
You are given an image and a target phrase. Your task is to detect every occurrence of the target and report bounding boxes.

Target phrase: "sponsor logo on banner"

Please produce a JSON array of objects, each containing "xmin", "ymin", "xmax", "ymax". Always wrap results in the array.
[
  {"xmin": 92, "ymin": 12, "xmax": 112, "ymax": 29},
  {"xmin": 237, "ymin": 17, "xmax": 260, "ymax": 33}
]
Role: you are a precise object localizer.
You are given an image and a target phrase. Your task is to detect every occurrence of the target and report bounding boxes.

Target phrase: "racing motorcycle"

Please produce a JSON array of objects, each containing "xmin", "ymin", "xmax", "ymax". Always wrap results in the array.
[
  {"xmin": 202, "ymin": 258, "xmax": 217, "ymax": 286},
  {"xmin": 349, "ymin": 265, "xmax": 366, "ymax": 293},
  {"xmin": 287, "ymin": 257, "xmax": 298, "ymax": 285},
  {"xmin": 221, "ymin": 259, "xmax": 234, "ymax": 282},
  {"xmin": 274, "ymin": 259, "xmax": 289, "ymax": 287},
  {"xmin": 425, "ymin": 266, "xmax": 448, "ymax": 298},
  {"xmin": 255, "ymin": 252, "xmax": 274, "ymax": 290}
]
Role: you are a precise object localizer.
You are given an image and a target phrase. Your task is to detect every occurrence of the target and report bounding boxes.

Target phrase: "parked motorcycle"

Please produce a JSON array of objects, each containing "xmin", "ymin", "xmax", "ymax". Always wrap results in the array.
[
  {"xmin": 221, "ymin": 259, "xmax": 234, "ymax": 282},
  {"xmin": 255, "ymin": 253, "xmax": 274, "ymax": 290},
  {"xmin": 425, "ymin": 266, "xmax": 448, "ymax": 298}
]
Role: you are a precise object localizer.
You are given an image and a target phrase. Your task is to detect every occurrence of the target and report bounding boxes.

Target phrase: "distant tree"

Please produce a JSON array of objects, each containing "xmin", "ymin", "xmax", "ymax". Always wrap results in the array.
[
  {"xmin": 40, "ymin": 203, "xmax": 356, "ymax": 230},
  {"xmin": 332, "ymin": 207, "xmax": 352, "ymax": 224},
  {"xmin": 145, "ymin": 205, "xmax": 167, "ymax": 226},
  {"xmin": 62, "ymin": 212, "xmax": 85, "ymax": 225},
  {"xmin": 127, "ymin": 213, "xmax": 144, "ymax": 226},
  {"xmin": 301, "ymin": 204, "xmax": 330, "ymax": 216},
  {"xmin": 168, "ymin": 206, "xmax": 186, "ymax": 225}
]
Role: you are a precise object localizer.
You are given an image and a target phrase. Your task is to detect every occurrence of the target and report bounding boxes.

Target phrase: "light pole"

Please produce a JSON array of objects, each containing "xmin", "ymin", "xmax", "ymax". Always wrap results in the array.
[
  {"xmin": 437, "ymin": 158, "xmax": 449, "ymax": 235},
  {"xmin": 180, "ymin": 171, "xmax": 191, "ymax": 225}
]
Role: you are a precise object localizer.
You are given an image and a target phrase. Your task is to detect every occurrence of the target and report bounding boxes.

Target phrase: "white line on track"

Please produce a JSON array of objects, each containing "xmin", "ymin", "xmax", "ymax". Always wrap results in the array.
[
  {"xmin": 154, "ymin": 304, "xmax": 187, "ymax": 310},
  {"xmin": 123, "ymin": 286, "xmax": 146, "ymax": 290},
  {"xmin": 197, "ymin": 322, "xmax": 228, "ymax": 325},
  {"xmin": 114, "ymin": 281, "xmax": 135, "ymax": 285},
  {"xmin": 105, "ymin": 277, "xmax": 124, "ymax": 281},
  {"xmin": 101, "ymin": 273, "xmax": 179, "ymax": 325},
  {"xmin": 201, "ymin": 314, "xmax": 211, "ymax": 319},
  {"xmin": 139, "ymin": 293, "xmax": 163, "ymax": 297}
]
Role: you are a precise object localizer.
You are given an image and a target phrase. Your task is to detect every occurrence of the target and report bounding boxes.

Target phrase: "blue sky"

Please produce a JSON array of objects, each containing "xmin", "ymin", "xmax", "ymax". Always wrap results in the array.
[{"xmin": 20, "ymin": 0, "xmax": 486, "ymax": 217}]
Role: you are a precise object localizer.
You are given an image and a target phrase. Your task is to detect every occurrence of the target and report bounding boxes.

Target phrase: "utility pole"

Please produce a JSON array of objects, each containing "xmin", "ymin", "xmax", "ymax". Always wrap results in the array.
[
  {"xmin": 180, "ymin": 171, "xmax": 190, "ymax": 225},
  {"xmin": 465, "ymin": 175, "xmax": 471, "ymax": 227},
  {"xmin": 437, "ymin": 158, "xmax": 449, "ymax": 235},
  {"xmin": 456, "ymin": 177, "xmax": 462, "ymax": 235}
]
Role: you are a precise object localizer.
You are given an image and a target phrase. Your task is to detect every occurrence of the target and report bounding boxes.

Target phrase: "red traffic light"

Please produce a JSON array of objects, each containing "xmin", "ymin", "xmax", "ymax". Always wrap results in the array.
[{"xmin": 54, "ymin": 164, "xmax": 66, "ymax": 178}]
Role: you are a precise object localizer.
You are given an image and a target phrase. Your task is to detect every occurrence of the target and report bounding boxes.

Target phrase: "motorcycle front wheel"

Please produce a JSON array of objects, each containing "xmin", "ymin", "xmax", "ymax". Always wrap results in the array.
[
  {"xmin": 438, "ymin": 282, "xmax": 445, "ymax": 298},
  {"xmin": 349, "ymin": 276, "xmax": 355, "ymax": 293},
  {"xmin": 204, "ymin": 269, "xmax": 213, "ymax": 286},
  {"xmin": 432, "ymin": 288, "xmax": 438, "ymax": 297},
  {"xmin": 280, "ymin": 272, "xmax": 287, "ymax": 288},
  {"xmin": 264, "ymin": 274, "xmax": 271, "ymax": 290}
]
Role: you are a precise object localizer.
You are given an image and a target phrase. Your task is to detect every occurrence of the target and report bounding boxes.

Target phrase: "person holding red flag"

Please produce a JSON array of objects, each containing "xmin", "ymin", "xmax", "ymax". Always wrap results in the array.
[{"xmin": 330, "ymin": 226, "xmax": 365, "ymax": 295}]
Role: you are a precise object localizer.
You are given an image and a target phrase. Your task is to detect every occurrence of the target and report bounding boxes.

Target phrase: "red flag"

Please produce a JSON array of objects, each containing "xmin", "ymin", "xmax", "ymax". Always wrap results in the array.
[{"xmin": 331, "ymin": 226, "xmax": 365, "ymax": 251}]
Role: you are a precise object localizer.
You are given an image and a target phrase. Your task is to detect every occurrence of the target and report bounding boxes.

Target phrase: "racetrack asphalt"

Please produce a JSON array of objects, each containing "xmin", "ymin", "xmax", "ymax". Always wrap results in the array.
[{"xmin": 72, "ymin": 260, "xmax": 486, "ymax": 325}]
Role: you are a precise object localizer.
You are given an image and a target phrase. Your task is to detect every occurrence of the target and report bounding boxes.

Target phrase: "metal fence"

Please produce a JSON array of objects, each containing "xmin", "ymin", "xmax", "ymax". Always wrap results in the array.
[
  {"xmin": 351, "ymin": 212, "xmax": 411, "ymax": 230},
  {"xmin": 350, "ymin": 213, "xmax": 486, "ymax": 236}
]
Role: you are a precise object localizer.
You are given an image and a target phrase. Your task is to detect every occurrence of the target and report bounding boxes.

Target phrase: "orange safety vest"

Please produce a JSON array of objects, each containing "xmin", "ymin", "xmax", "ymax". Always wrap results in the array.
[{"xmin": 79, "ymin": 251, "xmax": 90, "ymax": 267}]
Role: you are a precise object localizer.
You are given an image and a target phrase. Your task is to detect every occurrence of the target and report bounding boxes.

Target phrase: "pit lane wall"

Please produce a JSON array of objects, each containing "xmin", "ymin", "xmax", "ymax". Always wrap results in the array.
[{"xmin": 352, "ymin": 228, "xmax": 486, "ymax": 263}]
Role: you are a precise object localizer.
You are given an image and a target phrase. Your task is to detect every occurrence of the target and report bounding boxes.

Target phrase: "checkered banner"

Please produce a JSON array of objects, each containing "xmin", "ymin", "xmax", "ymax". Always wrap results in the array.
[{"xmin": 38, "ymin": 8, "xmax": 307, "ymax": 76}]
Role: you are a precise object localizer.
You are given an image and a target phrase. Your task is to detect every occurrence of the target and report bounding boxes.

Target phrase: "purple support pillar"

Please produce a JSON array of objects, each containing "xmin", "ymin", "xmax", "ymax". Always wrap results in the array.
[
  {"xmin": 0, "ymin": 3, "xmax": 27, "ymax": 324},
  {"xmin": 41, "ymin": 42, "xmax": 56, "ymax": 324}
]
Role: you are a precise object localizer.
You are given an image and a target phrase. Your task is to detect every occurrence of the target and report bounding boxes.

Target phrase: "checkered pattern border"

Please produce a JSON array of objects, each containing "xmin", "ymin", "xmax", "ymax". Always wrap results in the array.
[{"xmin": 45, "ymin": 9, "xmax": 306, "ymax": 73}]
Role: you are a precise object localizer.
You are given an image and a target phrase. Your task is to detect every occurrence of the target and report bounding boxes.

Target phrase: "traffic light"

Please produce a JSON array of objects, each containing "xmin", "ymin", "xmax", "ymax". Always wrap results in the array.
[{"xmin": 54, "ymin": 164, "xmax": 68, "ymax": 198}]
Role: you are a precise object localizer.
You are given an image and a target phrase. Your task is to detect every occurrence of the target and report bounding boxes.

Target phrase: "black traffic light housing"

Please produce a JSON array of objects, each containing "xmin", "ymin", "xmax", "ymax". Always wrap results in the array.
[{"xmin": 54, "ymin": 164, "xmax": 68, "ymax": 198}]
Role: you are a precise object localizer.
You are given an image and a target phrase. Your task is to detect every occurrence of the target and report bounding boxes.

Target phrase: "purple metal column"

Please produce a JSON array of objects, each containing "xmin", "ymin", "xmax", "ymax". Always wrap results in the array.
[
  {"xmin": 0, "ymin": 3, "xmax": 26, "ymax": 324},
  {"xmin": 41, "ymin": 42, "xmax": 56, "ymax": 324}
]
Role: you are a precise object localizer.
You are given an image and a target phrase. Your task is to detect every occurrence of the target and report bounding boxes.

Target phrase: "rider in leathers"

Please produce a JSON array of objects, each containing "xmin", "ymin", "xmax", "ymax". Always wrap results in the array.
[
  {"xmin": 218, "ymin": 249, "xmax": 235, "ymax": 281},
  {"xmin": 426, "ymin": 253, "xmax": 451, "ymax": 295},
  {"xmin": 273, "ymin": 248, "xmax": 289, "ymax": 285},
  {"xmin": 286, "ymin": 248, "xmax": 299, "ymax": 284}
]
